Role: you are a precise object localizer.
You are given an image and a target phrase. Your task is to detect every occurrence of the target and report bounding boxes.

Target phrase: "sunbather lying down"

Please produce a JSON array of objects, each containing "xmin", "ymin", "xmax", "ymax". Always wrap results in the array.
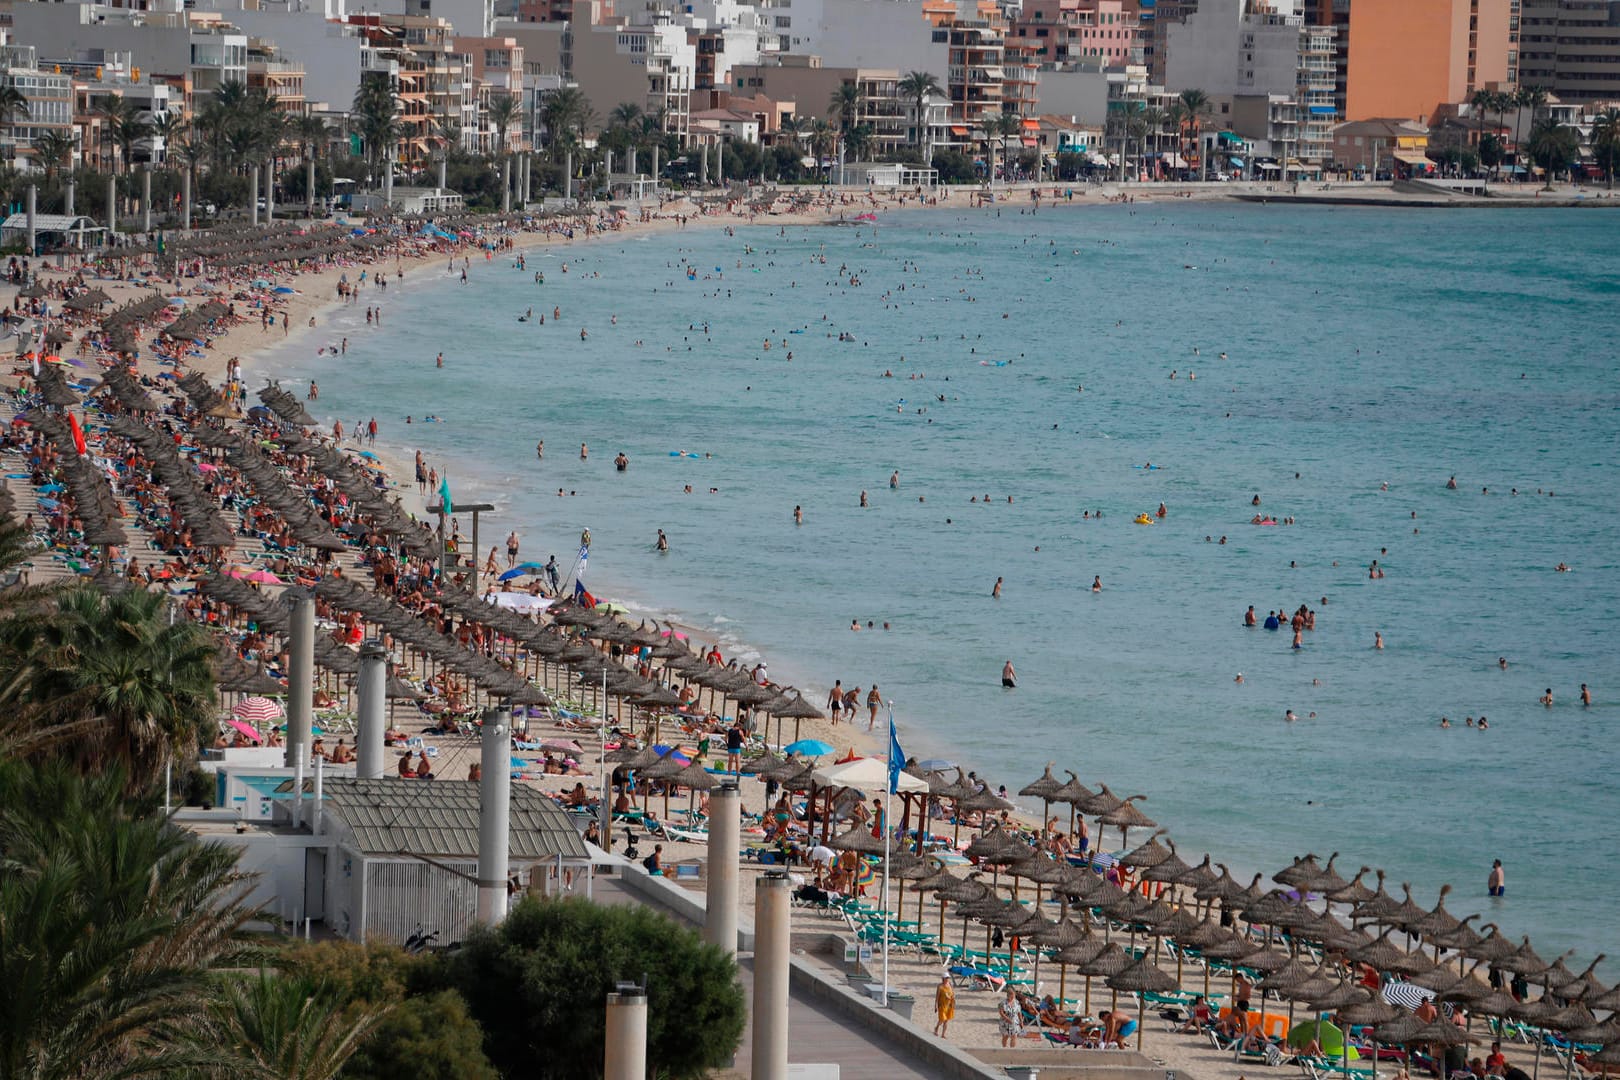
[{"xmin": 948, "ymin": 964, "xmax": 1005, "ymax": 992}]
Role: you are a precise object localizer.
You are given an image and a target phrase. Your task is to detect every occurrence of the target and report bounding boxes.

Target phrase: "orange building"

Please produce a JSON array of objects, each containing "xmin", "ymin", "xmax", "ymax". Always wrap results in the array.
[{"xmin": 1345, "ymin": 0, "xmax": 1511, "ymax": 123}]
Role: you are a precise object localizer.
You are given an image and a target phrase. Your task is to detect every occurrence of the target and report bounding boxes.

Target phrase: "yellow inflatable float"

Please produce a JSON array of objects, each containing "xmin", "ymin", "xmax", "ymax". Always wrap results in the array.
[{"xmin": 1134, "ymin": 514, "xmax": 1155, "ymax": 525}]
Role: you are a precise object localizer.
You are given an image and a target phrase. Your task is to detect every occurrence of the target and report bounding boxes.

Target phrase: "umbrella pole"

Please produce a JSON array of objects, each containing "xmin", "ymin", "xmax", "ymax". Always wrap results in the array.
[
  {"xmin": 1060, "ymin": 962, "xmax": 1068, "ymax": 1006},
  {"xmin": 1085, "ymin": 974, "xmax": 1092, "ymax": 1016},
  {"xmin": 1137, "ymin": 994, "xmax": 1145, "ymax": 1051}
]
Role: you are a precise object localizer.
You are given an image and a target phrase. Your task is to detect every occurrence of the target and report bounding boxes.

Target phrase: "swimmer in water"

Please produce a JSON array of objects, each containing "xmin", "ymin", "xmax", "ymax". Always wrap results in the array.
[
  {"xmin": 793, "ymin": 505, "xmax": 803, "ymax": 525},
  {"xmin": 1374, "ymin": 631, "xmax": 1384, "ymax": 650},
  {"xmin": 992, "ymin": 577, "xmax": 1002, "ymax": 599},
  {"xmin": 1092, "ymin": 576, "xmax": 1101, "ymax": 593}
]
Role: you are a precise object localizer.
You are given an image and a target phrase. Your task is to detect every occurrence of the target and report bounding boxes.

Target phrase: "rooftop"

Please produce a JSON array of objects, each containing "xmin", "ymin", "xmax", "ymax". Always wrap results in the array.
[{"xmin": 321, "ymin": 777, "xmax": 587, "ymax": 860}]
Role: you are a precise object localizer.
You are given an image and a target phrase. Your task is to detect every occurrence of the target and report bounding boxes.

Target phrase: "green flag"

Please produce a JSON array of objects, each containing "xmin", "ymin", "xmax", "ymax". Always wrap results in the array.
[{"xmin": 439, "ymin": 474, "xmax": 451, "ymax": 513}]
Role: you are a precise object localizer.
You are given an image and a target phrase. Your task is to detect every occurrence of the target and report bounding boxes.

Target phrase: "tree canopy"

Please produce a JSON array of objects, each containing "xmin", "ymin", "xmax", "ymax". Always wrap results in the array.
[{"xmin": 421, "ymin": 896, "xmax": 746, "ymax": 1079}]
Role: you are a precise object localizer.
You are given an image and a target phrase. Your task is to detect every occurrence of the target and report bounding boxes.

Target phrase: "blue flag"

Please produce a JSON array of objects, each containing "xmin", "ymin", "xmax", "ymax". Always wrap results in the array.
[
  {"xmin": 887, "ymin": 709, "xmax": 905, "ymax": 795},
  {"xmin": 438, "ymin": 473, "xmax": 452, "ymax": 513}
]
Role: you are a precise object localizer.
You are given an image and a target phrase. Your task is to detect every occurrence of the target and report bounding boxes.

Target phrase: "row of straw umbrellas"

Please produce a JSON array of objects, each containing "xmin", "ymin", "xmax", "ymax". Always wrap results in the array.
[
  {"xmin": 750, "ymin": 760, "xmax": 1620, "ymax": 1073},
  {"xmin": 51, "ymin": 382, "xmax": 1620, "ymax": 1080}
]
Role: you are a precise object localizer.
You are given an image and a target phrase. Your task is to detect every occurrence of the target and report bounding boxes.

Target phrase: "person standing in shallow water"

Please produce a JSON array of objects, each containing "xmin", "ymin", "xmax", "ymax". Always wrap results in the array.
[
  {"xmin": 992, "ymin": 577, "xmax": 1003, "ymax": 598},
  {"xmin": 1002, "ymin": 660, "xmax": 1016, "ymax": 688},
  {"xmin": 1489, "ymin": 859, "xmax": 1505, "ymax": 897}
]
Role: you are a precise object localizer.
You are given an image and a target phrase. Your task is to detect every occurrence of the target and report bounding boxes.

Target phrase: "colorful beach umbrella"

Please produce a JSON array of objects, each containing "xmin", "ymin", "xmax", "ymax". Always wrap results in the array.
[
  {"xmin": 784, "ymin": 739, "xmax": 835, "ymax": 757},
  {"xmin": 232, "ymin": 696, "xmax": 284, "ymax": 724},
  {"xmin": 225, "ymin": 718, "xmax": 264, "ymax": 744}
]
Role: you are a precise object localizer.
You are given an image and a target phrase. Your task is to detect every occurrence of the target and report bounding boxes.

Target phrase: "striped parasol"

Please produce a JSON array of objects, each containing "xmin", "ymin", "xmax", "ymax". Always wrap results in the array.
[
  {"xmin": 1381, "ymin": 979, "xmax": 1436, "ymax": 1011},
  {"xmin": 232, "ymin": 695, "xmax": 284, "ymax": 724}
]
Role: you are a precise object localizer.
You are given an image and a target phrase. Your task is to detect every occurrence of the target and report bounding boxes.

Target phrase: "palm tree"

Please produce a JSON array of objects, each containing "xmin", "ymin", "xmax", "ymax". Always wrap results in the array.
[
  {"xmin": 609, "ymin": 101, "xmax": 642, "ymax": 132},
  {"xmin": 1513, "ymin": 85, "xmax": 1549, "ymax": 178},
  {"xmin": 1140, "ymin": 106, "xmax": 1167, "ymax": 170},
  {"xmin": 206, "ymin": 972, "xmax": 390, "ymax": 1080},
  {"xmin": 149, "ymin": 112, "xmax": 187, "ymax": 169},
  {"xmin": 292, "ymin": 115, "xmax": 327, "ymax": 214},
  {"xmin": 1526, "ymin": 118, "xmax": 1578, "ymax": 191},
  {"xmin": 0, "ymin": 758, "xmax": 264, "ymax": 1078},
  {"xmin": 1468, "ymin": 88, "xmax": 1494, "ymax": 173},
  {"xmin": 1590, "ymin": 106, "xmax": 1620, "ymax": 189},
  {"xmin": 1178, "ymin": 88, "xmax": 1211, "ymax": 180},
  {"xmin": 30, "ymin": 130, "xmax": 74, "ymax": 181},
  {"xmin": 352, "ymin": 72, "xmax": 398, "ymax": 189},
  {"xmin": 898, "ymin": 71, "xmax": 940, "ymax": 158},
  {"xmin": 539, "ymin": 87, "xmax": 592, "ymax": 161},
  {"xmin": 486, "ymin": 93, "xmax": 522, "ymax": 159},
  {"xmin": 0, "ymin": 86, "xmax": 27, "ymax": 169},
  {"xmin": 97, "ymin": 95, "xmax": 148, "ymax": 173},
  {"xmin": 14, "ymin": 586, "xmax": 218, "ymax": 792},
  {"xmin": 828, "ymin": 81, "xmax": 863, "ymax": 143},
  {"xmin": 844, "ymin": 123, "xmax": 874, "ymax": 163},
  {"xmin": 808, "ymin": 118, "xmax": 837, "ymax": 178},
  {"xmin": 997, "ymin": 112, "xmax": 1025, "ymax": 181}
]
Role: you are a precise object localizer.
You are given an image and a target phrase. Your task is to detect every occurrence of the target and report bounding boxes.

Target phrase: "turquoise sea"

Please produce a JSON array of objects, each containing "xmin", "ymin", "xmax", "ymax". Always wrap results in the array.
[{"xmin": 258, "ymin": 203, "xmax": 1620, "ymax": 971}]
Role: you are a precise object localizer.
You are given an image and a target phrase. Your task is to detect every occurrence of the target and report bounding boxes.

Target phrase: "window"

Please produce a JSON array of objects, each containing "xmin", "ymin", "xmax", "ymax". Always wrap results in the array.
[{"xmin": 932, "ymin": 29, "xmax": 948, "ymax": 42}]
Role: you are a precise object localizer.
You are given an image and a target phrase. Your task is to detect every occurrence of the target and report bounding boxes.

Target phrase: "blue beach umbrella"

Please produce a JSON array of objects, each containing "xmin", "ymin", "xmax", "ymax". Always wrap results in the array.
[
  {"xmin": 784, "ymin": 739, "xmax": 835, "ymax": 758},
  {"xmin": 498, "ymin": 562, "xmax": 544, "ymax": 582}
]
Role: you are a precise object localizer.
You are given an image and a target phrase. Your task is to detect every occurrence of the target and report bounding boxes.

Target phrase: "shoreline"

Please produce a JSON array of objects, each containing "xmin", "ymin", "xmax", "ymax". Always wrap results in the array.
[
  {"xmin": 7, "ymin": 198, "xmax": 1611, "ymax": 1079},
  {"xmin": 252, "ymin": 198, "xmax": 1608, "ymax": 960}
]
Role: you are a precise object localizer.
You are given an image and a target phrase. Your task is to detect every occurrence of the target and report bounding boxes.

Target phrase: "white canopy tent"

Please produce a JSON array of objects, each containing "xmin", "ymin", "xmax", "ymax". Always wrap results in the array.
[{"xmin": 811, "ymin": 756, "xmax": 929, "ymax": 794}]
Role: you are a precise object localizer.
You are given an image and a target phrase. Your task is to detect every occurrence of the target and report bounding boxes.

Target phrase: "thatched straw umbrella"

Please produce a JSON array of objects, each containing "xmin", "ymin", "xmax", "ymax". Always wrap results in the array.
[
  {"xmin": 1097, "ymin": 794, "xmax": 1156, "ymax": 851},
  {"xmin": 1108, "ymin": 954, "xmax": 1181, "ymax": 1049},
  {"xmin": 1018, "ymin": 762, "xmax": 1066, "ymax": 842},
  {"xmin": 1354, "ymin": 928, "xmax": 1434, "ymax": 977},
  {"xmin": 1330, "ymin": 867, "xmax": 1379, "ymax": 907},
  {"xmin": 1051, "ymin": 770, "xmax": 1094, "ymax": 845},
  {"xmin": 1120, "ymin": 829, "xmax": 1173, "ymax": 871},
  {"xmin": 1030, "ymin": 908, "xmax": 1090, "ymax": 1004},
  {"xmin": 1074, "ymin": 941, "xmax": 1132, "ymax": 1020},
  {"xmin": 1276, "ymin": 853, "xmax": 1328, "ymax": 889},
  {"xmin": 768, "ymin": 689, "xmax": 825, "ymax": 746}
]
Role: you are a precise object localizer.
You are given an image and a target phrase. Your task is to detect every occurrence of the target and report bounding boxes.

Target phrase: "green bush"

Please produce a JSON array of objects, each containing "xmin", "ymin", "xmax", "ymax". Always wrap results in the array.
[
  {"xmin": 931, "ymin": 149, "xmax": 979, "ymax": 184},
  {"xmin": 342, "ymin": 991, "xmax": 497, "ymax": 1080},
  {"xmin": 420, "ymin": 896, "xmax": 745, "ymax": 1079}
]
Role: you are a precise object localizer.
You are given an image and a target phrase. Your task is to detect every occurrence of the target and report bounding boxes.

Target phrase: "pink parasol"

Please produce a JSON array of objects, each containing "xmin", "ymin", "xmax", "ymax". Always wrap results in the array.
[
  {"xmin": 247, "ymin": 569, "xmax": 283, "ymax": 585},
  {"xmin": 226, "ymin": 718, "xmax": 265, "ymax": 744}
]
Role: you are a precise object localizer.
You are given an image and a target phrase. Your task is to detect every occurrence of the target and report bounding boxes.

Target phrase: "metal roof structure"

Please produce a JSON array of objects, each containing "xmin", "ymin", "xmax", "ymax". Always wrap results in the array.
[
  {"xmin": 1, "ymin": 213, "xmax": 103, "ymax": 231},
  {"xmin": 319, "ymin": 778, "xmax": 587, "ymax": 861}
]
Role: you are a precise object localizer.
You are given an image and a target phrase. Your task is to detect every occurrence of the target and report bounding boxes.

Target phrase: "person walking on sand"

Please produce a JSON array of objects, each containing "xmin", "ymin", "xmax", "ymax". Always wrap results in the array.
[
  {"xmin": 934, "ymin": 974, "xmax": 956, "ymax": 1037},
  {"xmin": 1488, "ymin": 859, "xmax": 1505, "ymax": 897},
  {"xmin": 827, "ymin": 680, "xmax": 844, "ymax": 723},
  {"xmin": 998, "ymin": 987, "xmax": 1023, "ymax": 1047},
  {"xmin": 1002, "ymin": 660, "xmax": 1017, "ymax": 688},
  {"xmin": 505, "ymin": 530, "xmax": 520, "ymax": 568},
  {"xmin": 866, "ymin": 686, "xmax": 881, "ymax": 730}
]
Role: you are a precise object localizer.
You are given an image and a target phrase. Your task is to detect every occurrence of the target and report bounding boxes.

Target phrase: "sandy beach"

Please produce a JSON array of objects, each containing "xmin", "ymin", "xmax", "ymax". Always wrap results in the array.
[{"xmin": 4, "ymin": 185, "xmax": 1608, "ymax": 1080}]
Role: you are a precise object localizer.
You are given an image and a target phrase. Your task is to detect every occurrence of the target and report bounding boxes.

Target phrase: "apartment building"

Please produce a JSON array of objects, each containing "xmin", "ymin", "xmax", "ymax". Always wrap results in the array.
[
  {"xmin": 0, "ymin": 45, "xmax": 74, "ymax": 171},
  {"xmin": 10, "ymin": 3, "xmax": 248, "ymax": 109},
  {"xmin": 1010, "ymin": 0, "xmax": 1142, "ymax": 69},
  {"xmin": 729, "ymin": 56, "xmax": 910, "ymax": 152},
  {"xmin": 246, "ymin": 38, "xmax": 306, "ymax": 112},
  {"xmin": 1518, "ymin": 0, "xmax": 1620, "ymax": 104},
  {"xmin": 1345, "ymin": 0, "xmax": 1513, "ymax": 121}
]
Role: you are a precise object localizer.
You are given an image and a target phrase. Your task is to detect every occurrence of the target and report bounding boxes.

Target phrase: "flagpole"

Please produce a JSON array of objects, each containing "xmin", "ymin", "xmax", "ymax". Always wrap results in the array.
[{"xmin": 881, "ymin": 701, "xmax": 895, "ymax": 1007}]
